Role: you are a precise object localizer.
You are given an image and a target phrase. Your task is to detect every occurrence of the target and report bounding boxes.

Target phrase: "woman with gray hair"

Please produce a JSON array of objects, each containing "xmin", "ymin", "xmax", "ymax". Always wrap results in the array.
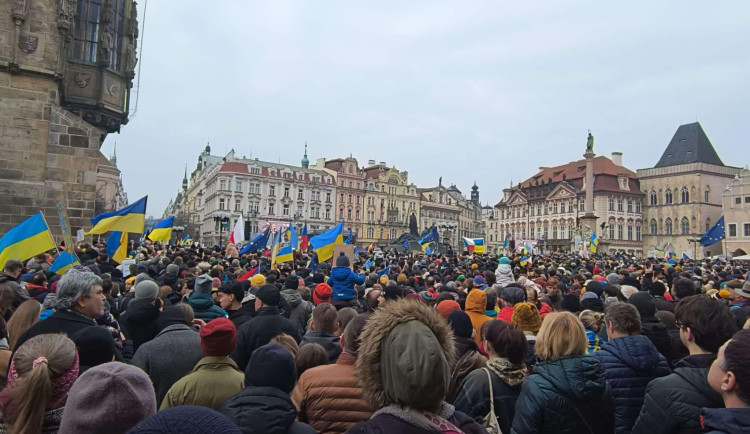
[{"xmin": 13, "ymin": 269, "xmax": 106, "ymax": 352}]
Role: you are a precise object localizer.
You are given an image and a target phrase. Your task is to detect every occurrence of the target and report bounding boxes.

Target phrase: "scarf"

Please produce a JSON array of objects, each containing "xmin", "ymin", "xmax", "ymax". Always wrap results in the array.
[
  {"xmin": 375, "ymin": 403, "xmax": 464, "ymax": 434},
  {"xmin": 486, "ymin": 357, "xmax": 526, "ymax": 387}
]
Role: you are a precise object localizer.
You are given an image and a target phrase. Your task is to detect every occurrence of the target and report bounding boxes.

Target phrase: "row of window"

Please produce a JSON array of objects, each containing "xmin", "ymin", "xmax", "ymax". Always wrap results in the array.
[
  {"xmin": 732, "ymin": 196, "xmax": 750, "ymax": 205},
  {"xmin": 217, "ymin": 198, "xmax": 330, "ymax": 220},
  {"xmin": 607, "ymin": 197, "xmax": 643, "ymax": 213},
  {"xmin": 648, "ymin": 217, "xmax": 697, "ymax": 236},
  {"xmin": 727, "ymin": 223, "xmax": 750, "ymax": 238},
  {"xmin": 648, "ymin": 187, "xmax": 704, "ymax": 205},
  {"xmin": 496, "ymin": 225, "xmax": 643, "ymax": 242},
  {"xmin": 364, "ymin": 227, "xmax": 399, "ymax": 240},
  {"xmin": 218, "ymin": 179, "xmax": 333, "ymax": 202}
]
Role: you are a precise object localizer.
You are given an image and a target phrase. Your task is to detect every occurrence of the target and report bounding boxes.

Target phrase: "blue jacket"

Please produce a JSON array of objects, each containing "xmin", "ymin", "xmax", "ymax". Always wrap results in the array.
[
  {"xmin": 593, "ymin": 334, "xmax": 671, "ymax": 434},
  {"xmin": 327, "ymin": 267, "xmax": 365, "ymax": 300},
  {"xmin": 188, "ymin": 291, "xmax": 226, "ymax": 322},
  {"xmin": 700, "ymin": 408, "xmax": 750, "ymax": 434}
]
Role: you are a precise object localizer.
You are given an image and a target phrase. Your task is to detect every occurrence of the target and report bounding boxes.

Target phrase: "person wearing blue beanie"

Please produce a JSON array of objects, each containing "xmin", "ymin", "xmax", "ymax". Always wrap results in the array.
[{"xmin": 127, "ymin": 406, "xmax": 241, "ymax": 434}]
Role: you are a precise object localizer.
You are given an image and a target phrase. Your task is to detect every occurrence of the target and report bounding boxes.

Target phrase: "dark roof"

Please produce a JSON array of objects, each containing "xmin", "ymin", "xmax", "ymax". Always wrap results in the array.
[{"xmin": 654, "ymin": 122, "xmax": 724, "ymax": 168}]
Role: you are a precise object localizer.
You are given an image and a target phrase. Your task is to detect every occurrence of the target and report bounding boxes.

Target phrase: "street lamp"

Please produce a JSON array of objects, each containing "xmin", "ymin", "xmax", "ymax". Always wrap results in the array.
[{"xmin": 212, "ymin": 212, "xmax": 230, "ymax": 248}]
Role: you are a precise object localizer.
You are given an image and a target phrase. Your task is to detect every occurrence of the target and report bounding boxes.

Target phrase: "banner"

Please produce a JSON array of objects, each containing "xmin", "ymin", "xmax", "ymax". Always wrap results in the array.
[
  {"xmin": 76, "ymin": 228, "xmax": 84, "ymax": 242},
  {"xmin": 55, "ymin": 194, "xmax": 74, "ymax": 250}
]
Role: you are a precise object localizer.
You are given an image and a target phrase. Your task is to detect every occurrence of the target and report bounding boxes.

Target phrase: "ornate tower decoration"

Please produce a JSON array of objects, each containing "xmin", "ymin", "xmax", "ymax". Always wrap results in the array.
[
  {"xmin": 580, "ymin": 130, "xmax": 599, "ymax": 242},
  {"xmin": 471, "ymin": 182, "xmax": 479, "ymax": 205},
  {"xmin": 111, "ymin": 142, "xmax": 118, "ymax": 167},
  {"xmin": 301, "ymin": 142, "xmax": 309, "ymax": 169},
  {"xmin": 182, "ymin": 165, "xmax": 188, "ymax": 192}
]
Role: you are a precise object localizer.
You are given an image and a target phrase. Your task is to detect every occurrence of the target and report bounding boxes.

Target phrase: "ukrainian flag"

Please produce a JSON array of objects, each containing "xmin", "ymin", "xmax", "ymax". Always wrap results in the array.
[
  {"xmin": 147, "ymin": 216, "xmax": 174, "ymax": 242},
  {"xmin": 270, "ymin": 230, "xmax": 282, "ymax": 269},
  {"xmin": 0, "ymin": 212, "xmax": 56, "ymax": 270},
  {"xmin": 473, "ymin": 238, "xmax": 485, "ymax": 254},
  {"xmin": 419, "ymin": 227, "xmax": 439, "ymax": 252},
  {"xmin": 182, "ymin": 235, "xmax": 192, "ymax": 245},
  {"xmin": 87, "ymin": 196, "xmax": 147, "ymax": 235},
  {"xmin": 49, "ymin": 251, "xmax": 80, "ymax": 275},
  {"xmin": 310, "ymin": 221, "xmax": 344, "ymax": 262},
  {"xmin": 590, "ymin": 233, "xmax": 599, "ymax": 253},
  {"xmin": 107, "ymin": 231, "xmax": 129, "ymax": 264},
  {"xmin": 520, "ymin": 256, "xmax": 528, "ymax": 267}
]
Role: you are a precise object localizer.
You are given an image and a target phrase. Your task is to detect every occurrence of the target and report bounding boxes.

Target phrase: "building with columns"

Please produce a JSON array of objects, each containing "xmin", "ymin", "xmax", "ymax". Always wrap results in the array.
[
  {"xmin": 494, "ymin": 150, "xmax": 644, "ymax": 255},
  {"xmin": 638, "ymin": 122, "xmax": 743, "ymax": 258},
  {"xmin": 360, "ymin": 162, "xmax": 420, "ymax": 245},
  {"xmin": 314, "ymin": 155, "xmax": 367, "ymax": 242}
]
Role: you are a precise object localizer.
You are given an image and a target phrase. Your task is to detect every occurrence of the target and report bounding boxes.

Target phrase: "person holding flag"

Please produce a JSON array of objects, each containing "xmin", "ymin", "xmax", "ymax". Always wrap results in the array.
[{"xmin": 300, "ymin": 224, "xmax": 309, "ymax": 252}]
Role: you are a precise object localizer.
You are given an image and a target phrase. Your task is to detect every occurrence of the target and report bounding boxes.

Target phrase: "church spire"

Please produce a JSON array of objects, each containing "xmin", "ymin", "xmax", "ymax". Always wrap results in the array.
[
  {"xmin": 111, "ymin": 142, "xmax": 118, "ymax": 167},
  {"xmin": 182, "ymin": 165, "xmax": 188, "ymax": 191},
  {"xmin": 301, "ymin": 141, "xmax": 310, "ymax": 169}
]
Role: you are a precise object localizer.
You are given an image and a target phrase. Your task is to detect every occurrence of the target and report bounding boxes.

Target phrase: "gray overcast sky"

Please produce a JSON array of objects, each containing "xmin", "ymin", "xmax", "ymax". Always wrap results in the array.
[{"xmin": 104, "ymin": 1, "xmax": 750, "ymax": 217}]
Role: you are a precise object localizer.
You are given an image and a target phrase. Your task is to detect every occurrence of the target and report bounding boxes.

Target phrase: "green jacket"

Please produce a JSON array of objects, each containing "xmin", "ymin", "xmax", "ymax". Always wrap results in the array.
[{"xmin": 160, "ymin": 356, "xmax": 244, "ymax": 411}]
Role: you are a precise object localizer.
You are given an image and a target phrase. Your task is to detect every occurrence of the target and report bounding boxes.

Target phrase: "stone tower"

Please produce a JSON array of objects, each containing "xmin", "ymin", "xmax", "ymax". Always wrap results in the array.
[
  {"xmin": 0, "ymin": 0, "xmax": 139, "ymax": 237},
  {"xmin": 471, "ymin": 182, "xmax": 479, "ymax": 205}
]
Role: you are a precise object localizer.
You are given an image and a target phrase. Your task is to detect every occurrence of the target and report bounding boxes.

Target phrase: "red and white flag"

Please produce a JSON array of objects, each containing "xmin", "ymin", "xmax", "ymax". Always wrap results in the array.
[{"xmin": 229, "ymin": 218, "xmax": 244, "ymax": 245}]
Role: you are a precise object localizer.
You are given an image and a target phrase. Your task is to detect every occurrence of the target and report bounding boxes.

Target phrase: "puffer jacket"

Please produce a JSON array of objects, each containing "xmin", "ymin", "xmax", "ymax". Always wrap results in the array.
[
  {"xmin": 511, "ymin": 355, "xmax": 614, "ymax": 434},
  {"xmin": 292, "ymin": 352, "xmax": 373, "ymax": 433},
  {"xmin": 465, "ymin": 289, "xmax": 492, "ymax": 347},
  {"xmin": 328, "ymin": 267, "xmax": 365, "ymax": 301},
  {"xmin": 631, "ymin": 354, "xmax": 723, "ymax": 434},
  {"xmin": 446, "ymin": 337, "xmax": 486, "ymax": 403},
  {"xmin": 592, "ymin": 335, "xmax": 671, "ymax": 434},
  {"xmin": 700, "ymin": 407, "xmax": 750, "ymax": 434},
  {"xmin": 495, "ymin": 264, "xmax": 515, "ymax": 288},
  {"xmin": 641, "ymin": 316, "xmax": 674, "ymax": 365},
  {"xmin": 187, "ymin": 291, "xmax": 226, "ymax": 322},
  {"xmin": 281, "ymin": 289, "xmax": 313, "ymax": 334},
  {"xmin": 454, "ymin": 366, "xmax": 523, "ymax": 434},
  {"xmin": 220, "ymin": 386, "xmax": 316, "ymax": 434}
]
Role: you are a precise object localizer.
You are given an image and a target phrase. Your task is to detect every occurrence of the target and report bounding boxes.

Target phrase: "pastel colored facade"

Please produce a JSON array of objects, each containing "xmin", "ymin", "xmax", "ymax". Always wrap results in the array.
[
  {"xmin": 721, "ymin": 168, "xmax": 750, "ymax": 257},
  {"xmin": 360, "ymin": 162, "xmax": 420, "ymax": 245},
  {"xmin": 319, "ymin": 156, "xmax": 367, "ymax": 241},
  {"xmin": 638, "ymin": 123, "xmax": 743, "ymax": 258},
  {"xmin": 418, "ymin": 183, "xmax": 462, "ymax": 252},
  {"xmin": 0, "ymin": 0, "xmax": 139, "ymax": 236},
  {"xmin": 494, "ymin": 152, "xmax": 644, "ymax": 255}
]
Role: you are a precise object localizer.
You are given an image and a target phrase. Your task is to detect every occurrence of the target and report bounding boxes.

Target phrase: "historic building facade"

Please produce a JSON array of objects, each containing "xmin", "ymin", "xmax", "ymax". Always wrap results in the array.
[
  {"xmin": 0, "ymin": 0, "xmax": 139, "ymax": 236},
  {"xmin": 318, "ymin": 156, "xmax": 366, "ymax": 241},
  {"xmin": 95, "ymin": 146, "xmax": 127, "ymax": 214},
  {"xmin": 360, "ymin": 162, "xmax": 420, "ymax": 245},
  {"xmin": 418, "ymin": 181, "xmax": 461, "ymax": 251},
  {"xmin": 494, "ymin": 152, "xmax": 644, "ymax": 255},
  {"xmin": 722, "ymin": 167, "xmax": 750, "ymax": 257},
  {"xmin": 638, "ymin": 123, "xmax": 743, "ymax": 258}
]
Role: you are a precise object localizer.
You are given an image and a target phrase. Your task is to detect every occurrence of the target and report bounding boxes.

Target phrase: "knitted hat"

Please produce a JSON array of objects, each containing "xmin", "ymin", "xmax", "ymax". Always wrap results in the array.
[
  {"xmin": 397, "ymin": 274, "xmax": 408, "ymax": 284},
  {"xmin": 212, "ymin": 278, "xmax": 221, "ymax": 288},
  {"xmin": 134, "ymin": 280, "xmax": 159, "ymax": 301},
  {"xmin": 629, "ymin": 291, "xmax": 657, "ymax": 316},
  {"xmin": 606, "ymin": 273, "xmax": 620, "ymax": 285},
  {"xmin": 473, "ymin": 276, "xmax": 486, "ymax": 287},
  {"xmin": 200, "ymin": 318, "xmax": 237, "ymax": 357},
  {"xmin": 245, "ymin": 343, "xmax": 296, "ymax": 394},
  {"xmin": 127, "ymin": 406, "xmax": 241, "ymax": 434},
  {"xmin": 313, "ymin": 283, "xmax": 332, "ymax": 305},
  {"xmin": 561, "ymin": 293, "xmax": 581, "ymax": 313},
  {"xmin": 456, "ymin": 275, "xmax": 466, "ymax": 282},
  {"xmin": 250, "ymin": 274, "xmax": 266, "ymax": 287},
  {"xmin": 218, "ymin": 282, "xmax": 244, "ymax": 302},
  {"xmin": 379, "ymin": 275, "xmax": 388, "ymax": 285},
  {"xmin": 447, "ymin": 310, "xmax": 473, "ymax": 339},
  {"xmin": 71, "ymin": 327, "xmax": 116, "ymax": 374},
  {"xmin": 471, "ymin": 263, "xmax": 478, "ymax": 270},
  {"xmin": 58, "ymin": 362, "xmax": 156, "ymax": 434},
  {"xmin": 585, "ymin": 280, "xmax": 605, "ymax": 297},
  {"xmin": 718, "ymin": 289, "xmax": 732, "ymax": 299},
  {"xmin": 335, "ymin": 252, "xmax": 350, "ymax": 267},
  {"xmin": 256, "ymin": 284, "xmax": 281, "ymax": 306},
  {"xmin": 419, "ymin": 291, "xmax": 437, "ymax": 302},
  {"xmin": 499, "ymin": 257, "xmax": 510, "ymax": 265},
  {"xmin": 383, "ymin": 285, "xmax": 404, "ymax": 301},
  {"xmin": 166, "ymin": 264, "xmax": 180, "ymax": 275},
  {"xmin": 511, "ymin": 302, "xmax": 542, "ymax": 333},
  {"xmin": 283, "ymin": 275, "xmax": 299, "ymax": 290},
  {"xmin": 436, "ymin": 300, "xmax": 461, "ymax": 320},
  {"xmin": 195, "ymin": 275, "xmax": 213, "ymax": 294}
]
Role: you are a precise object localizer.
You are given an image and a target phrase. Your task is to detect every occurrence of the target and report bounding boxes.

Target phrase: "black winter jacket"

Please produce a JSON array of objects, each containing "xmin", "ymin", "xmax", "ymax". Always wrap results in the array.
[
  {"xmin": 700, "ymin": 407, "xmax": 750, "ymax": 434},
  {"xmin": 511, "ymin": 355, "xmax": 614, "ymax": 434},
  {"xmin": 300, "ymin": 331, "xmax": 342, "ymax": 363},
  {"xmin": 231, "ymin": 307, "xmax": 301, "ymax": 371},
  {"xmin": 227, "ymin": 303, "xmax": 255, "ymax": 329},
  {"xmin": 219, "ymin": 386, "xmax": 316, "ymax": 434},
  {"xmin": 119, "ymin": 298, "xmax": 160, "ymax": 351},
  {"xmin": 631, "ymin": 354, "xmax": 724, "ymax": 434},
  {"xmin": 453, "ymin": 367, "xmax": 522, "ymax": 434},
  {"xmin": 641, "ymin": 316, "xmax": 674, "ymax": 365},
  {"xmin": 592, "ymin": 335, "xmax": 671, "ymax": 434}
]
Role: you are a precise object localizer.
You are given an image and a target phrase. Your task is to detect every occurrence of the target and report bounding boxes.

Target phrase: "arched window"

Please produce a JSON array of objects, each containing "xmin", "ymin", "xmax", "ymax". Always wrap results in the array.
[
  {"xmin": 706, "ymin": 218, "xmax": 711, "ymax": 232},
  {"xmin": 650, "ymin": 190, "xmax": 657, "ymax": 205},
  {"xmin": 681, "ymin": 217, "xmax": 690, "ymax": 235},
  {"xmin": 681, "ymin": 187, "xmax": 689, "ymax": 203},
  {"xmin": 650, "ymin": 219, "xmax": 657, "ymax": 235},
  {"xmin": 665, "ymin": 190, "xmax": 673, "ymax": 204},
  {"xmin": 665, "ymin": 218, "xmax": 673, "ymax": 235}
]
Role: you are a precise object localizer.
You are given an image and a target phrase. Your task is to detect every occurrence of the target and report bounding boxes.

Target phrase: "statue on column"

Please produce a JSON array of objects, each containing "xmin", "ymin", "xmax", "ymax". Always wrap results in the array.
[{"xmin": 586, "ymin": 130, "xmax": 594, "ymax": 154}]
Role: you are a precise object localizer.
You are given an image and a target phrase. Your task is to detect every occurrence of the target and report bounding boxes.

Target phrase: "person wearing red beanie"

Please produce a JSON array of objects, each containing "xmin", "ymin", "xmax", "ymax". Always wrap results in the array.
[
  {"xmin": 436, "ymin": 300, "xmax": 461, "ymax": 320},
  {"xmin": 161, "ymin": 318, "xmax": 244, "ymax": 411},
  {"xmin": 313, "ymin": 283, "xmax": 332, "ymax": 306}
]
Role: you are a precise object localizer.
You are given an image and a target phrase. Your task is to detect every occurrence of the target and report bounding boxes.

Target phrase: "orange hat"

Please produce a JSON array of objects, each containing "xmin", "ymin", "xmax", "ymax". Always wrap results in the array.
[{"xmin": 436, "ymin": 300, "xmax": 461, "ymax": 320}]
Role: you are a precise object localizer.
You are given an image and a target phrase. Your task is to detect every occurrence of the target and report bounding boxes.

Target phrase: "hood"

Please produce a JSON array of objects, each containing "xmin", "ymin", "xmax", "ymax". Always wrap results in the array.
[
  {"xmin": 496, "ymin": 264, "xmax": 513, "ymax": 275},
  {"xmin": 125, "ymin": 299, "xmax": 159, "ymax": 323},
  {"xmin": 533, "ymin": 355, "xmax": 608, "ymax": 401},
  {"xmin": 330, "ymin": 266, "xmax": 353, "ymax": 279},
  {"xmin": 701, "ymin": 408, "xmax": 750, "ymax": 433},
  {"xmin": 188, "ymin": 291, "xmax": 216, "ymax": 309},
  {"xmin": 465, "ymin": 289, "xmax": 487, "ymax": 314},
  {"xmin": 280, "ymin": 289, "xmax": 302, "ymax": 308},
  {"xmin": 604, "ymin": 335, "xmax": 664, "ymax": 372},
  {"xmin": 0, "ymin": 272, "xmax": 17, "ymax": 284},
  {"xmin": 220, "ymin": 386, "xmax": 295, "ymax": 434},
  {"xmin": 356, "ymin": 299, "xmax": 454, "ymax": 411}
]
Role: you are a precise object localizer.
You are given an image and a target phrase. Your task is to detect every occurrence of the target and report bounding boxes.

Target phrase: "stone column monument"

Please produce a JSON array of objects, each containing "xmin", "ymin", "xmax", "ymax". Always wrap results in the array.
[{"xmin": 580, "ymin": 131, "xmax": 599, "ymax": 246}]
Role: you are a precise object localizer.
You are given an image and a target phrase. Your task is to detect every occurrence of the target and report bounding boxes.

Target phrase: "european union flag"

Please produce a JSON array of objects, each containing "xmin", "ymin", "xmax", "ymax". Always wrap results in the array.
[
  {"xmin": 700, "ymin": 216, "xmax": 725, "ymax": 246},
  {"xmin": 377, "ymin": 267, "xmax": 390, "ymax": 278}
]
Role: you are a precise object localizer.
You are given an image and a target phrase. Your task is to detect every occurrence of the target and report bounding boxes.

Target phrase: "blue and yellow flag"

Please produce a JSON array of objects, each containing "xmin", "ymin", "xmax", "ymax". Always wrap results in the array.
[
  {"xmin": 270, "ymin": 230, "xmax": 282, "ymax": 270},
  {"xmin": 0, "ymin": 212, "xmax": 56, "ymax": 270},
  {"xmin": 419, "ymin": 227, "xmax": 439, "ymax": 252},
  {"xmin": 106, "ymin": 231, "xmax": 129, "ymax": 264},
  {"xmin": 309, "ymin": 221, "xmax": 344, "ymax": 262},
  {"xmin": 183, "ymin": 235, "xmax": 193, "ymax": 244},
  {"xmin": 49, "ymin": 251, "xmax": 80, "ymax": 275},
  {"xmin": 87, "ymin": 196, "xmax": 147, "ymax": 235},
  {"xmin": 147, "ymin": 216, "xmax": 174, "ymax": 242},
  {"xmin": 520, "ymin": 256, "xmax": 528, "ymax": 267},
  {"xmin": 590, "ymin": 233, "xmax": 600, "ymax": 253}
]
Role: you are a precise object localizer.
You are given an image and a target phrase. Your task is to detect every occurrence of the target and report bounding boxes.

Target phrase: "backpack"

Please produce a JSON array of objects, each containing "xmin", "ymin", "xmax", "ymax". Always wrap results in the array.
[{"xmin": 481, "ymin": 368, "xmax": 503, "ymax": 434}]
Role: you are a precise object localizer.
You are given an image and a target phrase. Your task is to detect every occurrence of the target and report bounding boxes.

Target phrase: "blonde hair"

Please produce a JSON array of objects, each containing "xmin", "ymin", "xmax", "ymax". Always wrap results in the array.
[
  {"xmin": 7, "ymin": 300, "xmax": 42, "ymax": 351},
  {"xmin": 0, "ymin": 334, "xmax": 77, "ymax": 434},
  {"xmin": 578, "ymin": 309, "xmax": 606, "ymax": 333},
  {"xmin": 536, "ymin": 311, "xmax": 588, "ymax": 361},
  {"xmin": 269, "ymin": 333, "xmax": 299, "ymax": 357}
]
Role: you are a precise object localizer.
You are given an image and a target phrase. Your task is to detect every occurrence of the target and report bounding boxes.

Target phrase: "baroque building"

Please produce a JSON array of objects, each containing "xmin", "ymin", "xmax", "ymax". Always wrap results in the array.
[
  {"xmin": 313, "ymin": 155, "xmax": 367, "ymax": 242},
  {"xmin": 494, "ymin": 151, "xmax": 644, "ymax": 255},
  {"xmin": 360, "ymin": 162, "xmax": 420, "ymax": 245},
  {"xmin": 638, "ymin": 122, "xmax": 743, "ymax": 258},
  {"xmin": 417, "ymin": 180, "xmax": 462, "ymax": 252},
  {"xmin": 722, "ymin": 167, "xmax": 750, "ymax": 257},
  {"xmin": 0, "ymin": 0, "xmax": 139, "ymax": 236}
]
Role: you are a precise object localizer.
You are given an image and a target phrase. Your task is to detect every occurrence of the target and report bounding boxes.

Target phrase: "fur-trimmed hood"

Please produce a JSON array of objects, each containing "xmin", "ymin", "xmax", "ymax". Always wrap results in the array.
[{"xmin": 355, "ymin": 299, "xmax": 455, "ymax": 412}]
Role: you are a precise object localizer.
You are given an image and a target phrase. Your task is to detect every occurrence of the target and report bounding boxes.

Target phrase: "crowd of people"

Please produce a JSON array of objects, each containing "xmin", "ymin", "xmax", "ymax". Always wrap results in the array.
[{"xmin": 0, "ymin": 241, "xmax": 748, "ymax": 434}]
